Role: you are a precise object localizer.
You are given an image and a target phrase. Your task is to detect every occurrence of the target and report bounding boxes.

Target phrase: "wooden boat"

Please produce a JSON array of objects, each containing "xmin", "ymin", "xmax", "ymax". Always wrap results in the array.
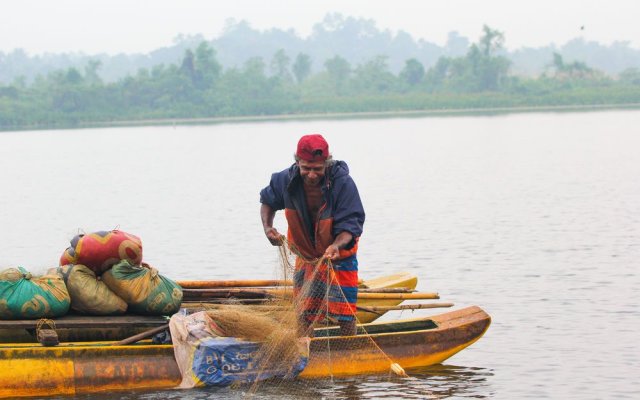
[
  {"xmin": 0, "ymin": 306, "xmax": 490, "ymax": 398},
  {"xmin": 0, "ymin": 272, "xmax": 419, "ymax": 343}
]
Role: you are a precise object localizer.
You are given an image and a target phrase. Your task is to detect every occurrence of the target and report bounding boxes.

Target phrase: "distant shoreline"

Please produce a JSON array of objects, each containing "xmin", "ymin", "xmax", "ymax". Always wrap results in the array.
[{"xmin": 3, "ymin": 102, "xmax": 640, "ymax": 132}]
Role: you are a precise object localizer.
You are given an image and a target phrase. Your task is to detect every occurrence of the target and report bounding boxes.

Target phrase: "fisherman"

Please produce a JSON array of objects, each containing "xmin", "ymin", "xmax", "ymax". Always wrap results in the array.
[{"xmin": 259, "ymin": 134, "xmax": 365, "ymax": 337}]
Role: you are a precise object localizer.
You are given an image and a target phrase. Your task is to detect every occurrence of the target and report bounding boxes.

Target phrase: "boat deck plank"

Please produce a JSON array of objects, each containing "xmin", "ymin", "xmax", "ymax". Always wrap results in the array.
[{"xmin": 0, "ymin": 315, "xmax": 168, "ymax": 329}]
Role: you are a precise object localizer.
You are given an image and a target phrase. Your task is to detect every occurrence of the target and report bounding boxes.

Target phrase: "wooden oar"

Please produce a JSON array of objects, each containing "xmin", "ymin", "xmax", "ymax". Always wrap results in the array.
[
  {"xmin": 178, "ymin": 278, "xmax": 365, "ymax": 289},
  {"xmin": 177, "ymin": 279, "xmax": 292, "ymax": 288},
  {"xmin": 180, "ymin": 302, "xmax": 289, "ymax": 311},
  {"xmin": 182, "ymin": 288, "xmax": 279, "ymax": 298},
  {"xmin": 356, "ymin": 292, "xmax": 440, "ymax": 300},
  {"xmin": 183, "ymin": 287, "xmax": 414, "ymax": 294},
  {"xmin": 357, "ymin": 303, "xmax": 454, "ymax": 313},
  {"xmin": 358, "ymin": 287, "xmax": 415, "ymax": 293},
  {"xmin": 181, "ymin": 297, "xmax": 272, "ymax": 305},
  {"xmin": 182, "ymin": 288, "xmax": 437, "ymax": 300}
]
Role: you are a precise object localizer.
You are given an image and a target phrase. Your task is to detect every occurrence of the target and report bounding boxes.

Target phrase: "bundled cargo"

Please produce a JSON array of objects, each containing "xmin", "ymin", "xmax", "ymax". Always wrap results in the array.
[
  {"xmin": 60, "ymin": 230, "xmax": 143, "ymax": 275},
  {"xmin": 169, "ymin": 310, "xmax": 309, "ymax": 388},
  {"xmin": 101, "ymin": 260, "xmax": 182, "ymax": 316},
  {"xmin": 56, "ymin": 264, "xmax": 127, "ymax": 315},
  {"xmin": 0, "ymin": 267, "xmax": 70, "ymax": 319}
]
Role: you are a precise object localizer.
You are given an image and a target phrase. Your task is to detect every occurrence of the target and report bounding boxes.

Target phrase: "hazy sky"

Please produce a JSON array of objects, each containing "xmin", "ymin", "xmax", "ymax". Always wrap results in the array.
[{"xmin": 2, "ymin": 0, "xmax": 638, "ymax": 55}]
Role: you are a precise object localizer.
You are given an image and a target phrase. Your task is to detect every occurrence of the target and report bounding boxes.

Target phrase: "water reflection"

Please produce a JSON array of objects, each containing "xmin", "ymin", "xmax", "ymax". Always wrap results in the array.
[
  {"xmin": 321, "ymin": 365, "xmax": 494, "ymax": 399},
  {"xmin": 53, "ymin": 364, "xmax": 493, "ymax": 400}
]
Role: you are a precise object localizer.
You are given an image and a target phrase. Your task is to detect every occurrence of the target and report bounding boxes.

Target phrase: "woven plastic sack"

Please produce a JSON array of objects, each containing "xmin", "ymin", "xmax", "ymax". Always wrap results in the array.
[
  {"xmin": 0, "ymin": 267, "xmax": 70, "ymax": 319},
  {"xmin": 169, "ymin": 311, "xmax": 309, "ymax": 388},
  {"xmin": 59, "ymin": 230, "xmax": 143, "ymax": 275},
  {"xmin": 56, "ymin": 264, "xmax": 127, "ymax": 315},
  {"xmin": 101, "ymin": 260, "xmax": 182, "ymax": 315}
]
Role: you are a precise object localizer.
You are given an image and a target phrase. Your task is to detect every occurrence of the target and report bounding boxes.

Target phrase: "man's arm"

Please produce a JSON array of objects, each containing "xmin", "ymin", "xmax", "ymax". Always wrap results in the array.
[
  {"xmin": 323, "ymin": 231, "xmax": 353, "ymax": 260},
  {"xmin": 260, "ymin": 203, "xmax": 283, "ymax": 246}
]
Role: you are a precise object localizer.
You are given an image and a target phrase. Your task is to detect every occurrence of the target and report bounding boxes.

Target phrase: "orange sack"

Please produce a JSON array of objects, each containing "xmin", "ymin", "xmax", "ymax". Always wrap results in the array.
[{"xmin": 60, "ymin": 230, "xmax": 143, "ymax": 275}]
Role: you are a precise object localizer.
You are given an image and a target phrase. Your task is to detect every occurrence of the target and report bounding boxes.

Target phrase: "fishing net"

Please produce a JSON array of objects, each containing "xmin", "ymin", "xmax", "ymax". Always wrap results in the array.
[{"xmin": 172, "ymin": 237, "xmax": 410, "ymax": 397}]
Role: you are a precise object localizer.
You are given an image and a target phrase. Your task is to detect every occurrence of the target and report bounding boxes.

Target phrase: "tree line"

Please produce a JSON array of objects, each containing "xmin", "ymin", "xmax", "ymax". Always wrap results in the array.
[{"xmin": 1, "ymin": 26, "xmax": 640, "ymax": 130}]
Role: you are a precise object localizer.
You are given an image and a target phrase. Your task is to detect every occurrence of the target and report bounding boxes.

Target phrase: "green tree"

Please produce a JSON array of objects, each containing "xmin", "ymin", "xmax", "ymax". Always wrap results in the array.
[
  {"xmin": 550, "ymin": 52, "xmax": 596, "ymax": 79},
  {"xmin": 353, "ymin": 55, "xmax": 396, "ymax": 93},
  {"xmin": 400, "ymin": 58, "xmax": 425, "ymax": 86},
  {"xmin": 84, "ymin": 59, "xmax": 103, "ymax": 86},
  {"xmin": 324, "ymin": 55, "xmax": 351, "ymax": 94},
  {"xmin": 270, "ymin": 49, "xmax": 292, "ymax": 82},
  {"xmin": 552, "ymin": 52, "xmax": 566, "ymax": 72},
  {"xmin": 425, "ymin": 26, "xmax": 510, "ymax": 92},
  {"xmin": 194, "ymin": 41, "xmax": 221, "ymax": 90},
  {"xmin": 479, "ymin": 25, "xmax": 505, "ymax": 57},
  {"xmin": 424, "ymin": 57, "xmax": 451, "ymax": 90},
  {"xmin": 292, "ymin": 53, "xmax": 312, "ymax": 84},
  {"xmin": 619, "ymin": 68, "xmax": 640, "ymax": 85},
  {"xmin": 180, "ymin": 49, "xmax": 197, "ymax": 81}
]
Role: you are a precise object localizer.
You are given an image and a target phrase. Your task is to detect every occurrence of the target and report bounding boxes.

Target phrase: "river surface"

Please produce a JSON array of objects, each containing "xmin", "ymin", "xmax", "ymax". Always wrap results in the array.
[{"xmin": 1, "ymin": 110, "xmax": 639, "ymax": 399}]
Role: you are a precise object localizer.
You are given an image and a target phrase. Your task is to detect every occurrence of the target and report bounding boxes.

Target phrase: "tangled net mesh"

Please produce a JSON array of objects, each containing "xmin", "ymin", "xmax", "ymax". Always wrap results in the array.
[{"xmin": 179, "ymin": 237, "xmax": 408, "ymax": 397}]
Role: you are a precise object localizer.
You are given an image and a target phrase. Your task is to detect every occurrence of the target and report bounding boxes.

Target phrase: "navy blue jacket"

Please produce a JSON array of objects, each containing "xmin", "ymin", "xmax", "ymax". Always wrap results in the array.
[{"xmin": 260, "ymin": 160, "xmax": 365, "ymax": 258}]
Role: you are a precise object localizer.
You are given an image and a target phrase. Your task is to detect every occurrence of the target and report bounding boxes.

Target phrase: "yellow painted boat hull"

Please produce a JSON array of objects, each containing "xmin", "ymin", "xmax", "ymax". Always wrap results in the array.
[{"xmin": 0, "ymin": 306, "xmax": 489, "ymax": 398}]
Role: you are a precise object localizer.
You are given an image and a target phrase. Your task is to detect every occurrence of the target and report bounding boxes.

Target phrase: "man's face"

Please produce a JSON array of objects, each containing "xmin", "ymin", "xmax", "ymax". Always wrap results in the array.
[{"xmin": 298, "ymin": 159, "xmax": 326, "ymax": 186}]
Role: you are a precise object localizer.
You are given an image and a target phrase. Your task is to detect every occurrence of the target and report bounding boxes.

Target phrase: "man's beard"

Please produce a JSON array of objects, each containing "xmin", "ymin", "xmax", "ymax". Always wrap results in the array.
[{"xmin": 303, "ymin": 176, "xmax": 321, "ymax": 186}]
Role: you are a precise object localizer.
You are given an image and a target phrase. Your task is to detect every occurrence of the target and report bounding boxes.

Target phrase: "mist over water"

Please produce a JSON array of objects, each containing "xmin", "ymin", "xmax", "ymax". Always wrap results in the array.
[{"xmin": 2, "ymin": 110, "xmax": 639, "ymax": 399}]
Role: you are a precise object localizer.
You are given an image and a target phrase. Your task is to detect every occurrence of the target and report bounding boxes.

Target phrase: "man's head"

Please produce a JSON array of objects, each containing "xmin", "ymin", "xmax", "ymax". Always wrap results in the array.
[{"xmin": 295, "ymin": 134, "xmax": 331, "ymax": 186}]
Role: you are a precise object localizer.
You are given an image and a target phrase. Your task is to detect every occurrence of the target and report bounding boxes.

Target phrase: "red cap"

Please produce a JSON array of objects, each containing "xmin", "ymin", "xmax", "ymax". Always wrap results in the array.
[{"xmin": 296, "ymin": 134, "xmax": 329, "ymax": 161}]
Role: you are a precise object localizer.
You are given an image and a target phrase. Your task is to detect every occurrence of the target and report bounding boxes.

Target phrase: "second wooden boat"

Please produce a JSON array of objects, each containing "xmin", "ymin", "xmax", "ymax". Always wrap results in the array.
[{"xmin": 0, "ymin": 272, "xmax": 419, "ymax": 343}]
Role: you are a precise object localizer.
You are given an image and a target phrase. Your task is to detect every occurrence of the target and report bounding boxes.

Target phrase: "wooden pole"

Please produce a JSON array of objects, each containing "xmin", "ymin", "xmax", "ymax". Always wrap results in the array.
[
  {"xmin": 182, "ymin": 288, "xmax": 436, "ymax": 300},
  {"xmin": 112, "ymin": 323, "xmax": 170, "ymax": 346},
  {"xmin": 180, "ymin": 298, "xmax": 272, "ymax": 304},
  {"xmin": 178, "ymin": 279, "xmax": 292, "ymax": 288},
  {"xmin": 357, "ymin": 292, "xmax": 440, "ymax": 300},
  {"xmin": 357, "ymin": 303, "xmax": 454, "ymax": 312},
  {"xmin": 358, "ymin": 287, "xmax": 415, "ymax": 293},
  {"xmin": 178, "ymin": 278, "xmax": 365, "ymax": 289},
  {"xmin": 181, "ymin": 288, "xmax": 291, "ymax": 299},
  {"xmin": 180, "ymin": 302, "xmax": 290, "ymax": 311}
]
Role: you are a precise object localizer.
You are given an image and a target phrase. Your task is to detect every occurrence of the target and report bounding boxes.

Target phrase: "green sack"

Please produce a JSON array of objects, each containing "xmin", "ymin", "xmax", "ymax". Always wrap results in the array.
[
  {"xmin": 0, "ymin": 267, "xmax": 70, "ymax": 320},
  {"xmin": 101, "ymin": 261, "xmax": 182, "ymax": 316},
  {"xmin": 57, "ymin": 264, "xmax": 128, "ymax": 316}
]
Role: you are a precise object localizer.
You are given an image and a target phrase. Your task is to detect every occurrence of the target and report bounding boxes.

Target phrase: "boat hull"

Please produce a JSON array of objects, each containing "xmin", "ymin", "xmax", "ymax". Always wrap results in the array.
[{"xmin": 0, "ymin": 306, "xmax": 489, "ymax": 398}]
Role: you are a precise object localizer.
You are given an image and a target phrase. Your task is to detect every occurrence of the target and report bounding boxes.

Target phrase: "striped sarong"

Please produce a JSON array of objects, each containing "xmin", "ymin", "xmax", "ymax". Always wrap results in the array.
[{"xmin": 293, "ymin": 255, "xmax": 358, "ymax": 323}]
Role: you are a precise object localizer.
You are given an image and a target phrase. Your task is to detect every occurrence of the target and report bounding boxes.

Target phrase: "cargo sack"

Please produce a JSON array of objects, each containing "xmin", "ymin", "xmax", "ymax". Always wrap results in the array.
[
  {"xmin": 57, "ymin": 264, "xmax": 127, "ymax": 315},
  {"xmin": 60, "ymin": 230, "xmax": 143, "ymax": 275},
  {"xmin": 169, "ymin": 311, "xmax": 309, "ymax": 388},
  {"xmin": 0, "ymin": 267, "xmax": 70, "ymax": 320},
  {"xmin": 101, "ymin": 261, "xmax": 182, "ymax": 316}
]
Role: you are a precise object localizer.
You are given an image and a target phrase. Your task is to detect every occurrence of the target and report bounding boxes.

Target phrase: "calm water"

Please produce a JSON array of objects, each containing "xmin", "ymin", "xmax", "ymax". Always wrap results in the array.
[{"xmin": 1, "ymin": 110, "xmax": 639, "ymax": 399}]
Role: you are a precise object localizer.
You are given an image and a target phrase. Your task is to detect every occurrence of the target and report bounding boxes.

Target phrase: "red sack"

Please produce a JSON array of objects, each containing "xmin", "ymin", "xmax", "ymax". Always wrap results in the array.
[{"xmin": 60, "ymin": 230, "xmax": 143, "ymax": 275}]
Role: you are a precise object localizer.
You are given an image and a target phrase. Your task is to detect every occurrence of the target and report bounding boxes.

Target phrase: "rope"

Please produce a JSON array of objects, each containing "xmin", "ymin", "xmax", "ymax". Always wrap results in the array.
[{"xmin": 36, "ymin": 318, "xmax": 56, "ymax": 333}]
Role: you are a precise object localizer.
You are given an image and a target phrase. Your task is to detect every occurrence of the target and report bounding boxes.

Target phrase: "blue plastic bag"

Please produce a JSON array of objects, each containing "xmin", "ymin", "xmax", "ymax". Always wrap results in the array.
[{"xmin": 191, "ymin": 337, "xmax": 308, "ymax": 386}]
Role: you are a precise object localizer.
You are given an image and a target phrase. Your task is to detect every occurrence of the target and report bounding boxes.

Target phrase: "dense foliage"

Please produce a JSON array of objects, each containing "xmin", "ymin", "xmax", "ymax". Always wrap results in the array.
[{"xmin": 1, "ymin": 26, "xmax": 639, "ymax": 130}]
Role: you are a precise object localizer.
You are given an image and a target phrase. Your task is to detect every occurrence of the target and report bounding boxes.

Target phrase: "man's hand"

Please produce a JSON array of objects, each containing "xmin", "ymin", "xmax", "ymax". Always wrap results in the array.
[
  {"xmin": 323, "ymin": 244, "xmax": 340, "ymax": 260},
  {"xmin": 264, "ymin": 227, "xmax": 283, "ymax": 246},
  {"xmin": 323, "ymin": 231, "xmax": 353, "ymax": 261}
]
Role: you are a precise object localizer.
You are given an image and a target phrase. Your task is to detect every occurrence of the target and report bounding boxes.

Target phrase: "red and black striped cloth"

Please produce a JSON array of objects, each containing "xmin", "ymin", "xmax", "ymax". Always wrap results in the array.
[{"xmin": 293, "ymin": 254, "xmax": 358, "ymax": 323}]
